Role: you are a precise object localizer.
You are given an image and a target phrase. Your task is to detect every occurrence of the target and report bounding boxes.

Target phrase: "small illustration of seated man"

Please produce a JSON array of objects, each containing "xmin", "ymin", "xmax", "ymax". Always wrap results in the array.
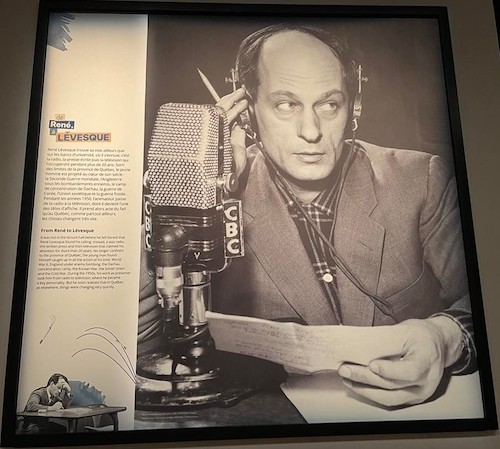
[{"xmin": 19, "ymin": 373, "xmax": 109, "ymax": 433}]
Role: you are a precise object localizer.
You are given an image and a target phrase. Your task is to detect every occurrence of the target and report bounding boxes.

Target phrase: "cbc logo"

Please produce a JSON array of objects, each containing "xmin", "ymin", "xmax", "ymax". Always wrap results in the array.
[
  {"xmin": 143, "ymin": 196, "xmax": 153, "ymax": 251},
  {"xmin": 224, "ymin": 202, "xmax": 243, "ymax": 257}
]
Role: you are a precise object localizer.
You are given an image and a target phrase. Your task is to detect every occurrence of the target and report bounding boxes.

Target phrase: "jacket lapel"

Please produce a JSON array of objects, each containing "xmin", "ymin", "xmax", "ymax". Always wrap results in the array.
[
  {"xmin": 42, "ymin": 388, "xmax": 51, "ymax": 405},
  {"xmin": 243, "ymin": 154, "xmax": 338, "ymax": 325},
  {"xmin": 334, "ymin": 149, "xmax": 385, "ymax": 325}
]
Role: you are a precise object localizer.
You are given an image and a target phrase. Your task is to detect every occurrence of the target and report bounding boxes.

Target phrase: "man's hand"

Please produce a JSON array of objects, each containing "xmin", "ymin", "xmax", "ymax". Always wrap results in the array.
[
  {"xmin": 47, "ymin": 402, "xmax": 64, "ymax": 411},
  {"xmin": 216, "ymin": 86, "xmax": 250, "ymax": 178},
  {"xmin": 337, "ymin": 316, "xmax": 464, "ymax": 407},
  {"xmin": 61, "ymin": 380, "xmax": 71, "ymax": 395}
]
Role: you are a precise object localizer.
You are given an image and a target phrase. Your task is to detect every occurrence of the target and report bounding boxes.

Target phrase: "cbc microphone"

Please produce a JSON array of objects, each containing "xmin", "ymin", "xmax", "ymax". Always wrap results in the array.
[
  {"xmin": 137, "ymin": 103, "xmax": 245, "ymax": 396},
  {"xmin": 143, "ymin": 103, "xmax": 243, "ymax": 317}
]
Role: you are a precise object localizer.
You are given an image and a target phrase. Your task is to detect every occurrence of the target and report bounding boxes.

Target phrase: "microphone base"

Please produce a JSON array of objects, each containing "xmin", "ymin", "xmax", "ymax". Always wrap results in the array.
[
  {"xmin": 135, "ymin": 350, "xmax": 222, "ymax": 408},
  {"xmin": 135, "ymin": 350, "xmax": 287, "ymax": 410}
]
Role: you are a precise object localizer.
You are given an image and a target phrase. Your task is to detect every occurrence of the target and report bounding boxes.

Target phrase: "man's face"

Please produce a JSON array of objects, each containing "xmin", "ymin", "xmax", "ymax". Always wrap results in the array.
[
  {"xmin": 253, "ymin": 31, "xmax": 350, "ymax": 191},
  {"xmin": 48, "ymin": 377, "xmax": 66, "ymax": 396}
]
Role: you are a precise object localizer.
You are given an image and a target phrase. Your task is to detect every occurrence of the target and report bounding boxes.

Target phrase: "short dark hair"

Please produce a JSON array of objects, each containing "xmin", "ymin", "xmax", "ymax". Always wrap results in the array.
[
  {"xmin": 236, "ymin": 24, "xmax": 357, "ymax": 104},
  {"xmin": 46, "ymin": 373, "xmax": 68, "ymax": 386}
]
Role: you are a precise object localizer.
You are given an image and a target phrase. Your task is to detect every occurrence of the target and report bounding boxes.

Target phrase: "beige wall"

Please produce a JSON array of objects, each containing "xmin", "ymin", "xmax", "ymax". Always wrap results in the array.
[{"xmin": 1, "ymin": 0, "xmax": 499, "ymax": 448}]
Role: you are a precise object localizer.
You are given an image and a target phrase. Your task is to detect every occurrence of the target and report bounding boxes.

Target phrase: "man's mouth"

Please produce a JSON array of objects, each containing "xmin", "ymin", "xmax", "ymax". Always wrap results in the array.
[{"xmin": 294, "ymin": 152, "xmax": 325, "ymax": 163}]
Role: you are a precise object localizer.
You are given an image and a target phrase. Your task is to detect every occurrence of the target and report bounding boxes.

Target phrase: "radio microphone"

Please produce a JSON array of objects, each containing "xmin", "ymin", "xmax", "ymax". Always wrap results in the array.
[{"xmin": 137, "ymin": 103, "xmax": 244, "ymax": 408}]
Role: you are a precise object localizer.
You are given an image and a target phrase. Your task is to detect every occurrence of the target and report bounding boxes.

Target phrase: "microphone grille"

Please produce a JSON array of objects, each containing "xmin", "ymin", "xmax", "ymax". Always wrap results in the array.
[{"xmin": 147, "ymin": 103, "xmax": 232, "ymax": 209}]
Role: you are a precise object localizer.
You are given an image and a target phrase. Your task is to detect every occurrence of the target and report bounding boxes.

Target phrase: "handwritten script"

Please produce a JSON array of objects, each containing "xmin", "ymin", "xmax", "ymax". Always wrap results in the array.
[{"xmin": 206, "ymin": 312, "xmax": 407, "ymax": 373}]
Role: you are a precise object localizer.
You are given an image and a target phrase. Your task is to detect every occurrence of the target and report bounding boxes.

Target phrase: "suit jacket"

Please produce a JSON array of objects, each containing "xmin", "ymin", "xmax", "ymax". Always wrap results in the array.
[
  {"xmin": 24, "ymin": 386, "xmax": 72, "ymax": 412},
  {"xmin": 212, "ymin": 141, "xmax": 470, "ymax": 326}
]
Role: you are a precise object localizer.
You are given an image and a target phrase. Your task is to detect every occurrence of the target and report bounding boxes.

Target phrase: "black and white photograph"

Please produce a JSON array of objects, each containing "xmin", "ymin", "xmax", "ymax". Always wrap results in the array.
[
  {"xmin": 1, "ymin": 1, "xmax": 497, "ymax": 447},
  {"xmin": 137, "ymin": 14, "xmax": 481, "ymax": 423}
]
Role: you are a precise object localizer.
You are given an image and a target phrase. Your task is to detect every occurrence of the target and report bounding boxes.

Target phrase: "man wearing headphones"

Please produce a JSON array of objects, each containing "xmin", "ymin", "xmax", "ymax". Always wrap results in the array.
[{"xmin": 210, "ymin": 24, "xmax": 475, "ymax": 408}]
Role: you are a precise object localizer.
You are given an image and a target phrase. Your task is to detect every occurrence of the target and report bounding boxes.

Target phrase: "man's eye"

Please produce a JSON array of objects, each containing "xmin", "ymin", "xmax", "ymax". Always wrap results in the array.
[
  {"xmin": 275, "ymin": 102, "xmax": 298, "ymax": 113},
  {"xmin": 316, "ymin": 102, "xmax": 339, "ymax": 115}
]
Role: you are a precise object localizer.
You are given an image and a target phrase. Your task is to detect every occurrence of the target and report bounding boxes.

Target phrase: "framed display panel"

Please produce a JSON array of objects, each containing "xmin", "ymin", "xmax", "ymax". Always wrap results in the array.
[{"xmin": 1, "ymin": 0, "xmax": 497, "ymax": 446}]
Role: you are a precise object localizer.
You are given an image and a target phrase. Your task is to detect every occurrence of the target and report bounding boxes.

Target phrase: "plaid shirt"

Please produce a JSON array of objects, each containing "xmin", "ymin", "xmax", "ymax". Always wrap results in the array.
[
  {"xmin": 273, "ymin": 144, "xmax": 476, "ymax": 373},
  {"xmin": 275, "ymin": 174, "xmax": 344, "ymax": 324}
]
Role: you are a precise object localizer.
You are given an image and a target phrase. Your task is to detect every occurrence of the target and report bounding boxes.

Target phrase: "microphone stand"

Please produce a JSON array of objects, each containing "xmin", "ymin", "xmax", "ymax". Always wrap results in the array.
[{"xmin": 135, "ymin": 225, "xmax": 222, "ymax": 407}]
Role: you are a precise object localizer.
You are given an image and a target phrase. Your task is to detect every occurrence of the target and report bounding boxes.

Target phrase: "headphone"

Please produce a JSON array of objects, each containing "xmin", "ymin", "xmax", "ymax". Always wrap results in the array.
[{"xmin": 352, "ymin": 65, "xmax": 368, "ymax": 131}]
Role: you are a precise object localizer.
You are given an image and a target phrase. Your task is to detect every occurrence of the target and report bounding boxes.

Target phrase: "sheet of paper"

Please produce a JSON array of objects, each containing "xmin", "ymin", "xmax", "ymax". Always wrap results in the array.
[
  {"xmin": 206, "ymin": 312, "xmax": 409, "ymax": 373},
  {"xmin": 281, "ymin": 371, "xmax": 484, "ymax": 422}
]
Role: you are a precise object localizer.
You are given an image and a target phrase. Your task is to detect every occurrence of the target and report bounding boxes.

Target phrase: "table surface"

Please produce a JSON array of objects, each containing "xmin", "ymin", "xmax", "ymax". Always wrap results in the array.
[
  {"xmin": 135, "ymin": 389, "xmax": 305, "ymax": 429},
  {"xmin": 18, "ymin": 405, "xmax": 127, "ymax": 419}
]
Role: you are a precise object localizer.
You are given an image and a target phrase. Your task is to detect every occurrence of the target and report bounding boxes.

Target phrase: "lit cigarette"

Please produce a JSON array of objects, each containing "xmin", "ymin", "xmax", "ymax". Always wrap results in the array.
[{"xmin": 197, "ymin": 68, "xmax": 221, "ymax": 102}]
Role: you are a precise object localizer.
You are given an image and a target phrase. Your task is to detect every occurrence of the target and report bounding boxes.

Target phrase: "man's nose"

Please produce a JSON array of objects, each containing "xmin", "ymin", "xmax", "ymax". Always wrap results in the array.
[{"xmin": 297, "ymin": 109, "xmax": 322, "ymax": 143}]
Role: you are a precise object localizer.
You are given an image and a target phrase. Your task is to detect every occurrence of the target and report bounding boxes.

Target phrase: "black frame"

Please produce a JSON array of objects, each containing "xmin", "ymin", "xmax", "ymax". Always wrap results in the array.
[{"xmin": 1, "ymin": 0, "xmax": 497, "ymax": 446}]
